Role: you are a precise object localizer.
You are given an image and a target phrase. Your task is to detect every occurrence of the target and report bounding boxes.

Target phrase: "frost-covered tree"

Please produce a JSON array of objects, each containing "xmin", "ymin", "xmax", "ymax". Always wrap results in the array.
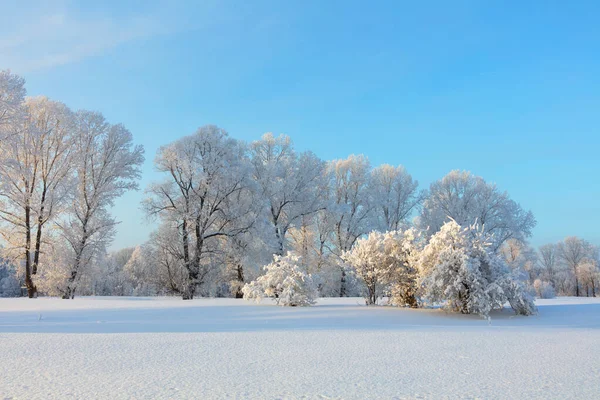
[
  {"xmin": 218, "ymin": 225, "xmax": 271, "ymax": 299},
  {"xmin": 418, "ymin": 220, "xmax": 536, "ymax": 318},
  {"xmin": 558, "ymin": 236, "xmax": 594, "ymax": 297},
  {"xmin": 419, "ymin": 170, "xmax": 536, "ymax": 250},
  {"xmin": 0, "ymin": 70, "xmax": 26, "ymax": 134},
  {"xmin": 122, "ymin": 245, "xmax": 159, "ymax": 296},
  {"xmin": 143, "ymin": 223, "xmax": 189, "ymax": 296},
  {"xmin": 92, "ymin": 247, "xmax": 136, "ymax": 296},
  {"xmin": 0, "ymin": 97, "xmax": 75, "ymax": 297},
  {"xmin": 222, "ymin": 235, "xmax": 250, "ymax": 298},
  {"xmin": 144, "ymin": 125, "xmax": 254, "ymax": 299},
  {"xmin": 285, "ymin": 212, "xmax": 340, "ymax": 296},
  {"xmin": 500, "ymin": 239, "xmax": 539, "ymax": 284},
  {"xmin": 538, "ymin": 243, "xmax": 560, "ymax": 288},
  {"xmin": 36, "ymin": 238, "xmax": 74, "ymax": 296},
  {"xmin": 533, "ymin": 278, "xmax": 556, "ymax": 299},
  {"xmin": 251, "ymin": 133, "xmax": 326, "ymax": 256},
  {"xmin": 343, "ymin": 230, "xmax": 419, "ymax": 306},
  {"xmin": 369, "ymin": 164, "xmax": 423, "ymax": 232},
  {"xmin": 242, "ymin": 252, "xmax": 318, "ymax": 306},
  {"xmin": 577, "ymin": 258, "xmax": 598, "ymax": 297},
  {"xmin": 326, "ymin": 154, "xmax": 373, "ymax": 296},
  {"xmin": 60, "ymin": 111, "xmax": 143, "ymax": 299}
]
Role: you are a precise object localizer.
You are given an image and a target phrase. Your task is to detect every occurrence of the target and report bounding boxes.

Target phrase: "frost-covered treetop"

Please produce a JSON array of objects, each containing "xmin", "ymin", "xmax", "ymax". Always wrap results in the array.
[{"xmin": 419, "ymin": 170, "xmax": 536, "ymax": 249}]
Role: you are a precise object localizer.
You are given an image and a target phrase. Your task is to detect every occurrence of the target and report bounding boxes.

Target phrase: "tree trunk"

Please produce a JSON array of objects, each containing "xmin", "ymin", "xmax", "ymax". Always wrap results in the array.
[
  {"xmin": 366, "ymin": 281, "xmax": 376, "ymax": 305},
  {"xmin": 63, "ymin": 260, "xmax": 81, "ymax": 299},
  {"xmin": 182, "ymin": 216, "xmax": 205, "ymax": 301},
  {"xmin": 182, "ymin": 272, "xmax": 197, "ymax": 300},
  {"xmin": 235, "ymin": 264, "xmax": 244, "ymax": 299},
  {"xmin": 24, "ymin": 205, "xmax": 37, "ymax": 298},
  {"xmin": 181, "ymin": 219, "xmax": 192, "ymax": 300},
  {"xmin": 275, "ymin": 227, "xmax": 284, "ymax": 256},
  {"xmin": 32, "ymin": 217, "xmax": 44, "ymax": 275},
  {"xmin": 339, "ymin": 268, "xmax": 346, "ymax": 297},
  {"xmin": 271, "ymin": 208, "xmax": 284, "ymax": 256},
  {"xmin": 32, "ymin": 186, "xmax": 47, "ymax": 275},
  {"xmin": 62, "ymin": 285, "xmax": 76, "ymax": 299},
  {"xmin": 63, "ymin": 222, "xmax": 88, "ymax": 300}
]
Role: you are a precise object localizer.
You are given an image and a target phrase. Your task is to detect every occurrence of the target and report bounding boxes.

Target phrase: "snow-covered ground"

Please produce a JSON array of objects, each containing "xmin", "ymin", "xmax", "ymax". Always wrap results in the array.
[{"xmin": 1, "ymin": 297, "xmax": 599, "ymax": 399}]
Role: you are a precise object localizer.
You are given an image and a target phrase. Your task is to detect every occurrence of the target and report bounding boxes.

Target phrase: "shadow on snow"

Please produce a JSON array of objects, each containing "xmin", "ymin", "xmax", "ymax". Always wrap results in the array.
[{"xmin": 1, "ymin": 297, "xmax": 599, "ymax": 334}]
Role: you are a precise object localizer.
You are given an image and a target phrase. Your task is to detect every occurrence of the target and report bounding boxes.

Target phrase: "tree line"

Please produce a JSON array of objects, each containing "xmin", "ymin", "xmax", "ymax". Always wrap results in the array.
[{"xmin": 0, "ymin": 69, "xmax": 598, "ymax": 304}]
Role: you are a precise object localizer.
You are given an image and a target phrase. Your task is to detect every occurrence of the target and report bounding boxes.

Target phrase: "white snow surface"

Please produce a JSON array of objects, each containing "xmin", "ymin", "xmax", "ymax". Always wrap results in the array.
[{"xmin": 1, "ymin": 296, "xmax": 599, "ymax": 399}]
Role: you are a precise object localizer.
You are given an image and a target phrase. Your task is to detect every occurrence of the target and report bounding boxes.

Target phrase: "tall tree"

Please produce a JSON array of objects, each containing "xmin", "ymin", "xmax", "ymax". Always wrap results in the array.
[
  {"xmin": 0, "ymin": 97, "xmax": 74, "ymax": 297},
  {"xmin": 60, "ymin": 111, "xmax": 144, "ymax": 299},
  {"xmin": 144, "ymin": 125, "xmax": 254, "ymax": 299}
]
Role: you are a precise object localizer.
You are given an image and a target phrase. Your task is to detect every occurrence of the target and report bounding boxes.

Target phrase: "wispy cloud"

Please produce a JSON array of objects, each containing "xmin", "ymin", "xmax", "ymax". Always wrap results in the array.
[{"xmin": 0, "ymin": 1, "xmax": 195, "ymax": 73}]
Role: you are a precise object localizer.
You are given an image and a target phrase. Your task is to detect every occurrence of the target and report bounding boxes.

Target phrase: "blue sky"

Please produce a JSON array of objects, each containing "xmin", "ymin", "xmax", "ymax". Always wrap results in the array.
[{"xmin": 1, "ymin": 0, "xmax": 599, "ymax": 250}]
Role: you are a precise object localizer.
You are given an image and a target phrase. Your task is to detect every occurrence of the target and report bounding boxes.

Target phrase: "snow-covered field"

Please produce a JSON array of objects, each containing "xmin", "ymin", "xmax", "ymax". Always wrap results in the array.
[{"xmin": 1, "ymin": 297, "xmax": 599, "ymax": 399}]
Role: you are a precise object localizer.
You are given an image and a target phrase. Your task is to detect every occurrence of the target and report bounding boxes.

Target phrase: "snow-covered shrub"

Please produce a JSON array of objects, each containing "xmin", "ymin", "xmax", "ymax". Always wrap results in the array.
[
  {"xmin": 343, "ymin": 230, "xmax": 420, "ymax": 306},
  {"xmin": 242, "ymin": 253, "xmax": 318, "ymax": 306},
  {"xmin": 418, "ymin": 220, "xmax": 536, "ymax": 318},
  {"xmin": 533, "ymin": 279, "xmax": 556, "ymax": 299},
  {"xmin": 388, "ymin": 229, "xmax": 422, "ymax": 308}
]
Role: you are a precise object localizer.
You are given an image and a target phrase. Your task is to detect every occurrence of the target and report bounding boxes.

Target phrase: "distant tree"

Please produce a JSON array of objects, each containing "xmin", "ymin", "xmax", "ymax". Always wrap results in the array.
[
  {"xmin": 538, "ymin": 243, "xmax": 560, "ymax": 288},
  {"xmin": 96, "ymin": 247, "xmax": 136, "ymax": 296},
  {"xmin": 286, "ymin": 212, "xmax": 340, "ymax": 296},
  {"xmin": 123, "ymin": 246, "xmax": 159, "ymax": 296},
  {"xmin": 369, "ymin": 164, "xmax": 423, "ymax": 232},
  {"xmin": 500, "ymin": 239, "xmax": 538, "ymax": 284},
  {"xmin": 577, "ymin": 258, "xmax": 598, "ymax": 297},
  {"xmin": 558, "ymin": 237, "xmax": 593, "ymax": 297},
  {"xmin": 419, "ymin": 170, "xmax": 536, "ymax": 250},
  {"xmin": 220, "ymin": 230, "xmax": 268, "ymax": 299},
  {"xmin": 533, "ymin": 279, "xmax": 556, "ymax": 299},
  {"xmin": 250, "ymin": 133, "xmax": 326, "ymax": 256},
  {"xmin": 144, "ymin": 223, "xmax": 187, "ymax": 295},
  {"xmin": 326, "ymin": 154, "xmax": 373, "ymax": 296}
]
